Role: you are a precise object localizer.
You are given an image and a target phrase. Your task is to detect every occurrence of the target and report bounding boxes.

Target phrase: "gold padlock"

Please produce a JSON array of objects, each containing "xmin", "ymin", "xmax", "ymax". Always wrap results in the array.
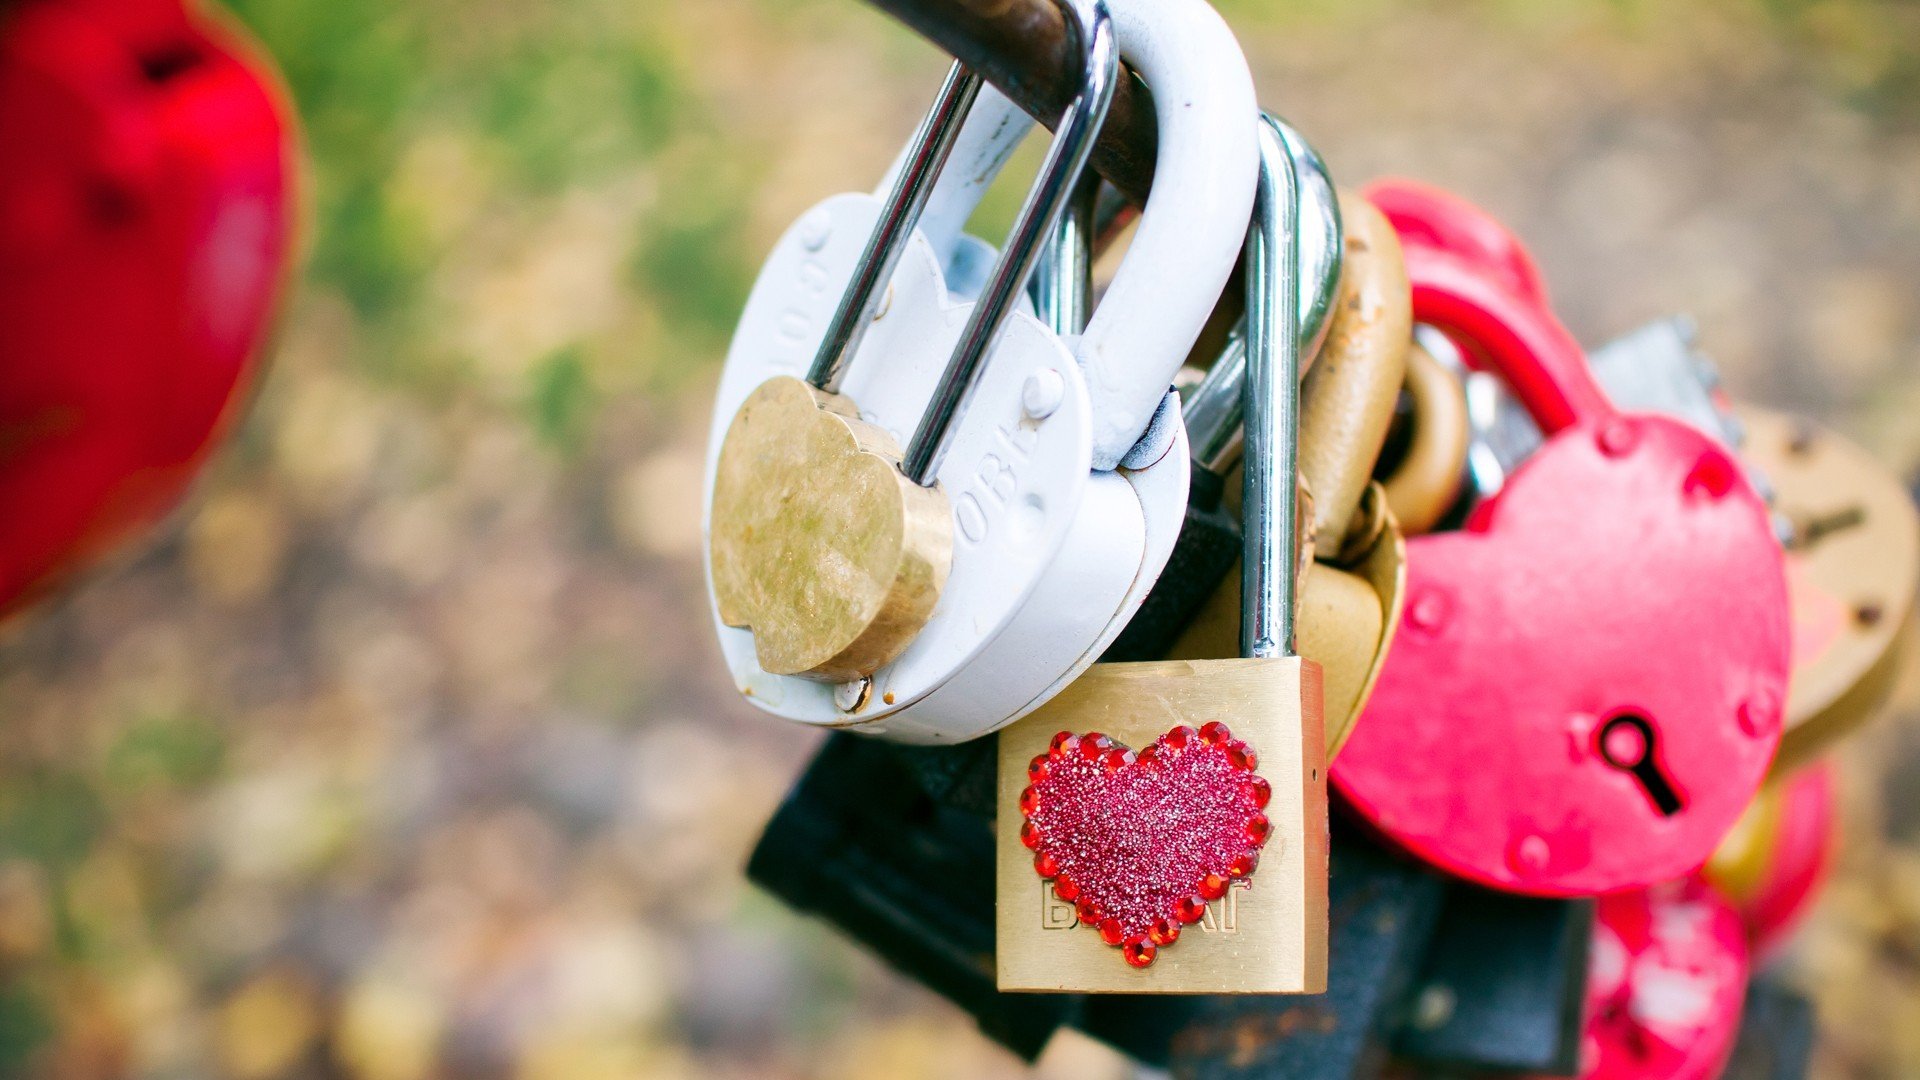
[
  {"xmin": 1379, "ymin": 341, "xmax": 1471, "ymax": 536},
  {"xmin": 1737, "ymin": 407, "xmax": 1920, "ymax": 774},
  {"xmin": 1168, "ymin": 194, "xmax": 1414, "ymax": 758},
  {"xmin": 998, "ymin": 120, "xmax": 1327, "ymax": 994},
  {"xmin": 1300, "ymin": 194, "xmax": 1412, "ymax": 559}
]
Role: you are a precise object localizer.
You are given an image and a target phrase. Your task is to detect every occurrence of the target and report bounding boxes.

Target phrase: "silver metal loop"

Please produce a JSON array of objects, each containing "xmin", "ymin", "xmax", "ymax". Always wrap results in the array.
[
  {"xmin": 1029, "ymin": 173, "xmax": 1099, "ymax": 337},
  {"xmin": 807, "ymin": 63, "xmax": 983, "ymax": 394},
  {"xmin": 899, "ymin": 0, "xmax": 1119, "ymax": 486},
  {"xmin": 1181, "ymin": 113, "xmax": 1341, "ymax": 480},
  {"xmin": 1242, "ymin": 113, "xmax": 1305, "ymax": 661}
]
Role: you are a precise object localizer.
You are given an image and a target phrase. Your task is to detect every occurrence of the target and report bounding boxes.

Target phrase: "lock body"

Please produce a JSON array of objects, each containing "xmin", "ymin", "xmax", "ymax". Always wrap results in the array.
[
  {"xmin": 1333, "ymin": 225, "xmax": 1792, "ymax": 897},
  {"xmin": 995, "ymin": 658, "xmax": 1327, "ymax": 993}
]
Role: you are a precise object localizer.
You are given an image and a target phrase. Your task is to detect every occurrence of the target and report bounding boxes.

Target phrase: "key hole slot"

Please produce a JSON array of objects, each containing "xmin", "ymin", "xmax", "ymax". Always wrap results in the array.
[{"xmin": 1596, "ymin": 713, "xmax": 1684, "ymax": 817}]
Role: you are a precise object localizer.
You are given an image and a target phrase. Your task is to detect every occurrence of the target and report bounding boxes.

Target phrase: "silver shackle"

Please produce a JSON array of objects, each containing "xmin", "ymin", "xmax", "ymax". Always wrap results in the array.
[{"xmin": 803, "ymin": 0, "xmax": 1120, "ymax": 488}]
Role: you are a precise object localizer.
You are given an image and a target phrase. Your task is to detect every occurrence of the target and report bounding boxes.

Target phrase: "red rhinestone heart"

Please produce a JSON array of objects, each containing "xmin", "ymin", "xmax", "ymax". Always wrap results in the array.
[{"xmin": 1021, "ymin": 723, "xmax": 1270, "ymax": 967}]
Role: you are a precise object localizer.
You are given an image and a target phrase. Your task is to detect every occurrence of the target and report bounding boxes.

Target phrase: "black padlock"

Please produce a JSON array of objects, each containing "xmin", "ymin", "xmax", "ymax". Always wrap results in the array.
[
  {"xmin": 745, "ymin": 734, "xmax": 1076, "ymax": 1059},
  {"xmin": 1390, "ymin": 888, "xmax": 1592, "ymax": 1075},
  {"xmin": 1722, "ymin": 979, "xmax": 1816, "ymax": 1080},
  {"xmin": 1153, "ymin": 820, "xmax": 1447, "ymax": 1077}
]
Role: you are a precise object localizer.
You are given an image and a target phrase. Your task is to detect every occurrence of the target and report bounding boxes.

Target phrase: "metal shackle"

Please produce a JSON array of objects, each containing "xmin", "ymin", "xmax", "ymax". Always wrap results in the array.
[
  {"xmin": 1182, "ymin": 113, "xmax": 1341, "ymax": 481},
  {"xmin": 1242, "ymin": 114, "xmax": 1306, "ymax": 661},
  {"xmin": 803, "ymin": 0, "xmax": 1119, "ymax": 487}
]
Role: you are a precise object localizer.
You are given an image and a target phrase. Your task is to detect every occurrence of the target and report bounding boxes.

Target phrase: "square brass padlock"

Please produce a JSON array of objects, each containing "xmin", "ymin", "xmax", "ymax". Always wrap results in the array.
[
  {"xmin": 996, "ymin": 117, "xmax": 1329, "ymax": 995},
  {"xmin": 996, "ymin": 658, "xmax": 1327, "ymax": 993}
]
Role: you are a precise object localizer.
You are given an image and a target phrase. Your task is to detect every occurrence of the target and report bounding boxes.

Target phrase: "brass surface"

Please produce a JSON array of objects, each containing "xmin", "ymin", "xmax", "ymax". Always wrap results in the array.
[
  {"xmin": 1702, "ymin": 772, "xmax": 1785, "ymax": 905},
  {"xmin": 1299, "ymin": 195, "xmax": 1412, "ymax": 560},
  {"xmin": 1381, "ymin": 341, "xmax": 1470, "ymax": 535},
  {"xmin": 996, "ymin": 658, "xmax": 1328, "ymax": 994},
  {"xmin": 1169, "ymin": 485, "xmax": 1407, "ymax": 759},
  {"xmin": 1739, "ymin": 407, "xmax": 1920, "ymax": 773},
  {"xmin": 709, "ymin": 376, "xmax": 952, "ymax": 681}
]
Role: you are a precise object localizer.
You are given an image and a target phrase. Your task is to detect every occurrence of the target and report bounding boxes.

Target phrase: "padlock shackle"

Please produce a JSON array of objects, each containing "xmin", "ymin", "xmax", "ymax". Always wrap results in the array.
[
  {"xmin": 899, "ymin": 0, "xmax": 1118, "ymax": 485},
  {"xmin": 1242, "ymin": 114, "xmax": 1303, "ymax": 661},
  {"xmin": 1076, "ymin": 0, "xmax": 1260, "ymax": 470},
  {"xmin": 1400, "ymin": 243, "xmax": 1613, "ymax": 436},
  {"xmin": 1364, "ymin": 178, "xmax": 1551, "ymax": 311},
  {"xmin": 1180, "ymin": 113, "xmax": 1341, "ymax": 480},
  {"xmin": 807, "ymin": 63, "xmax": 984, "ymax": 394}
]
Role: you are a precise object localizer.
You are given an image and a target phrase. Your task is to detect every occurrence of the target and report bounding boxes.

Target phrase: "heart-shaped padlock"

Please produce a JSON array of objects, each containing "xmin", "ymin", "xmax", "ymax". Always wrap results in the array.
[
  {"xmin": 1331, "ymin": 222, "xmax": 1792, "ymax": 896},
  {"xmin": 0, "ymin": 0, "xmax": 293, "ymax": 616},
  {"xmin": 1557, "ymin": 881, "xmax": 1750, "ymax": 1080},
  {"xmin": 1365, "ymin": 178, "xmax": 1550, "ymax": 311}
]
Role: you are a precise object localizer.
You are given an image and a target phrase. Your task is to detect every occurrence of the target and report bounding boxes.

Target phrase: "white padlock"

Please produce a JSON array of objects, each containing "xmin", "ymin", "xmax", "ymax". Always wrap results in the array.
[{"xmin": 703, "ymin": 0, "xmax": 1259, "ymax": 743}]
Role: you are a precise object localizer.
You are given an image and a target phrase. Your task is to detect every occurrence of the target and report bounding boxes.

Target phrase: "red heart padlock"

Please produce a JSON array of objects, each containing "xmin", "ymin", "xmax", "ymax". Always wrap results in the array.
[
  {"xmin": 1363, "ymin": 178, "xmax": 1551, "ymax": 311},
  {"xmin": 1331, "ymin": 210, "xmax": 1791, "ymax": 896},
  {"xmin": 0, "ymin": 0, "xmax": 293, "ymax": 616},
  {"xmin": 1551, "ymin": 881, "xmax": 1750, "ymax": 1080}
]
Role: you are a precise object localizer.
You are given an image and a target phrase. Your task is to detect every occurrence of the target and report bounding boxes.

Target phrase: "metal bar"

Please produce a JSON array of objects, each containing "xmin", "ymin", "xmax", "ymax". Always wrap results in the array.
[
  {"xmin": 1242, "ymin": 114, "xmax": 1302, "ymax": 660},
  {"xmin": 865, "ymin": 0, "xmax": 1159, "ymax": 205},
  {"xmin": 899, "ymin": 0, "xmax": 1119, "ymax": 486},
  {"xmin": 808, "ymin": 62, "xmax": 984, "ymax": 393}
]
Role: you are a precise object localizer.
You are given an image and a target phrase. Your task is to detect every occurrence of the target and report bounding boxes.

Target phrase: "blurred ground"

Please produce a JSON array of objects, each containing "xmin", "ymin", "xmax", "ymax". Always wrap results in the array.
[{"xmin": 2, "ymin": 0, "xmax": 1920, "ymax": 1076}]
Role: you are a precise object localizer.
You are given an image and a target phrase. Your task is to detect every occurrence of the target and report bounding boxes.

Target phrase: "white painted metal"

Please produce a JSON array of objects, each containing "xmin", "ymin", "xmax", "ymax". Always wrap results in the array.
[
  {"xmin": 702, "ymin": 0, "xmax": 1260, "ymax": 742},
  {"xmin": 1077, "ymin": 0, "xmax": 1260, "ymax": 470}
]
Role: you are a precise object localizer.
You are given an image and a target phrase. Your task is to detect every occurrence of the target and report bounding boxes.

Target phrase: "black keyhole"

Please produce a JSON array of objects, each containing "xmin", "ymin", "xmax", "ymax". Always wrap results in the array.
[{"xmin": 1597, "ymin": 713, "xmax": 1683, "ymax": 817}]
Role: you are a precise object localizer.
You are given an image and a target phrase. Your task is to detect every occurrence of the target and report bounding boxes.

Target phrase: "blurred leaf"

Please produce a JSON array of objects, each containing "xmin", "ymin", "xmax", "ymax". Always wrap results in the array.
[
  {"xmin": 528, "ymin": 346, "xmax": 597, "ymax": 451},
  {"xmin": 102, "ymin": 716, "xmax": 227, "ymax": 795},
  {"xmin": 0, "ymin": 982, "xmax": 51, "ymax": 1073}
]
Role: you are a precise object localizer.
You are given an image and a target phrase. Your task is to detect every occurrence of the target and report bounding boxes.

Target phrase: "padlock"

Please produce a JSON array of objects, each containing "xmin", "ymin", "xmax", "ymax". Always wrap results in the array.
[
  {"xmin": 1700, "ymin": 761, "xmax": 1835, "ymax": 957},
  {"xmin": 1466, "ymin": 318, "xmax": 1752, "ymax": 501},
  {"xmin": 1723, "ymin": 979, "xmax": 1816, "ymax": 1080},
  {"xmin": 996, "ymin": 114, "xmax": 1326, "ymax": 993},
  {"xmin": 1331, "ymin": 201, "xmax": 1792, "ymax": 897},
  {"xmin": 1738, "ymin": 407, "xmax": 1919, "ymax": 773},
  {"xmin": 709, "ymin": 21, "xmax": 1116, "ymax": 683},
  {"xmin": 1365, "ymin": 177, "xmax": 1550, "ymax": 310},
  {"xmin": 704, "ymin": 0, "xmax": 1260, "ymax": 743},
  {"xmin": 1102, "ymin": 112, "xmax": 1343, "ymax": 665},
  {"xmin": 1377, "ymin": 341, "xmax": 1471, "ymax": 535},
  {"xmin": 1163, "ymin": 192, "xmax": 1412, "ymax": 758},
  {"xmin": 1470, "ymin": 323, "xmax": 1916, "ymax": 773},
  {"xmin": 1391, "ymin": 888, "xmax": 1592, "ymax": 1075},
  {"xmin": 1556, "ymin": 881, "xmax": 1751, "ymax": 1080},
  {"xmin": 0, "ymin": 0, "xmax": 294, "ymax": 617}
]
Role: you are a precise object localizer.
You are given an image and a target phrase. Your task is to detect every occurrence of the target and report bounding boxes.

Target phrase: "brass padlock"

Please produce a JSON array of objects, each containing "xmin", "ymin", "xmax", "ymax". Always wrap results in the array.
[
  {"xmin": 1379, "ymin": 340, "xmax": 1471, "ymax": 535},
  {"xmin": 1168, "ymin": 192, "xmax": 1413, "ymax": 758},
  {"xmin": 1738, "ymin": 407, "xmax": 1920, "ymax": 774},
  {"xmin": 997, "ymin": 119, "xmax": 1327, "ymax": 993}
]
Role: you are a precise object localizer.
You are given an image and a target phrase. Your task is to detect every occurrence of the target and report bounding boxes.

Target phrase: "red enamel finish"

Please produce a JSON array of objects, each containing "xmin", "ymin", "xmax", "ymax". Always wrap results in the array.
[
  {"xmin": 0, "ymin": 0, "xmax": 293, "ymax": 617},
  {"xmin": 1331, "ymin": 203, "xmax": 1791, "ymax": 896},
  {"xmin": 1363, "ymin": 177, "xmax": 1551, "ymax": 309},
  {"xmin": 1557, "ymin": 882, "xmax": 1749, "ymax": 1080}
]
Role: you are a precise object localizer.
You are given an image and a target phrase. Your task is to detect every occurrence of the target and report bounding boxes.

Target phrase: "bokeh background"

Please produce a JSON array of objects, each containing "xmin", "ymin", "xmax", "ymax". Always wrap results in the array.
[{"xmin": 4, "ymin": 0, "xmax": 1920, "ymax": 1076}]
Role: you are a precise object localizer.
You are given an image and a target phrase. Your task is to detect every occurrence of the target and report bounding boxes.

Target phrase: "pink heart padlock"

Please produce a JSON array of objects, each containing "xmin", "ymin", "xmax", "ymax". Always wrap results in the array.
[
  {"xmin": 1364, "ymin": 178, "xmax": 1551, "ymax": 311},
  {"xmin": 1558, "ymin": 881, "xmax": 1751, "ymax": 1080},
  {"xmin": 1330, "ymin": 214, "xmax": 1791, "ymax": 896}
]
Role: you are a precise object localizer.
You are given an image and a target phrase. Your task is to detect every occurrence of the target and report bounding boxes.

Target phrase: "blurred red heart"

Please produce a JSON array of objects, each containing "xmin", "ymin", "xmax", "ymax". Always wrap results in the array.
[{"xmin": 0, "ymin": 0, "xmax": 294, "ymax": 616}]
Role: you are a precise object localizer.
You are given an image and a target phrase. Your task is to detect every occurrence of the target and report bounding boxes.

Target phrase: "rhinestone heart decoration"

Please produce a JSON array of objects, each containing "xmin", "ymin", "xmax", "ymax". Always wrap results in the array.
[{"xmin": 1020, "ymin": 722, "xmax": 1271, "ymax": 968}]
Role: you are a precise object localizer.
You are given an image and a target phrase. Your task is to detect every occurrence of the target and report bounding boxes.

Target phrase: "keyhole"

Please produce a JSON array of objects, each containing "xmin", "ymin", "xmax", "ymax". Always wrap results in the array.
[{"xmin": 1596, "ymin": 713, "xmax": 1683, "ymax": 817}]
